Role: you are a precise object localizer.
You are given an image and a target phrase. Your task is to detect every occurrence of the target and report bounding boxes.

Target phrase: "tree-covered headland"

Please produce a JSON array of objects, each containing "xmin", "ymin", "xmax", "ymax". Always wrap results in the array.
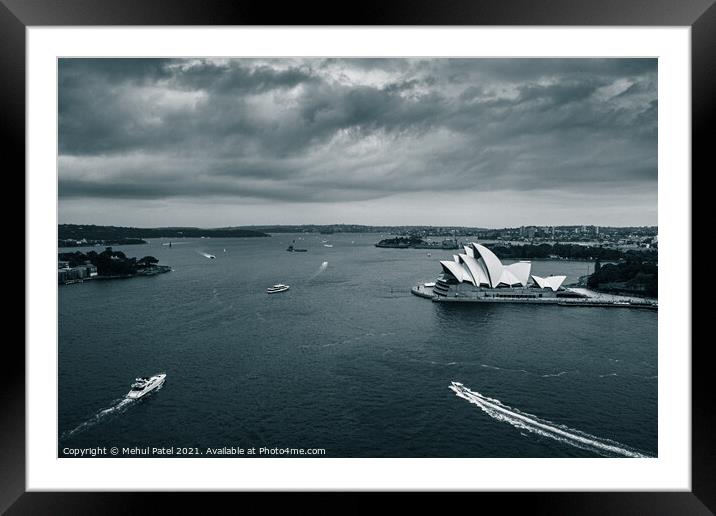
[{"xmin": 59, "ymin": 248, "xmax": 167, "ymax": 277}]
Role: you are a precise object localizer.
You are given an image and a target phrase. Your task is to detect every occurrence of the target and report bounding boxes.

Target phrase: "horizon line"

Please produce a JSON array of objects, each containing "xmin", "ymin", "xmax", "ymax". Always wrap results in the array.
[{"xmin": 58, "ymin": 222, "xmax": 658, "ymax": 230}]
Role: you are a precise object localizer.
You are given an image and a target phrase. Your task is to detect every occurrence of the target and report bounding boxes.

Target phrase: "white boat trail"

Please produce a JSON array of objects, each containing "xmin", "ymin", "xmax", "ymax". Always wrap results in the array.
[
  {"xmin": 61, "ymin": 383, "xmax": 164, "ymax": 440},
  {"xmin": 541, "ymin": 371, "xmax": 569, "ymax": 378},
  {"xmin": 309, "ymin": 261, "xmax": 329, "ymax": 280},
  {"xmin": 449, "ymin": 382, "xmax": 652, "ymax": 458},
  {"xmin": 61, "ymin": 397, "xmax": 134, "ymax": 440},
  {"xmin": 480, "ymin": 363, "xmax": 529, "ymax": 374}
]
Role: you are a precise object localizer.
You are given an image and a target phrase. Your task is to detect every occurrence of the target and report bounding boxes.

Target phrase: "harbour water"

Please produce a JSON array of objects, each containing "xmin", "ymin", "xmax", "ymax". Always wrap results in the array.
[{"xmin": 58, "ymin": 233, "xmax": 657, "ymax": 457}]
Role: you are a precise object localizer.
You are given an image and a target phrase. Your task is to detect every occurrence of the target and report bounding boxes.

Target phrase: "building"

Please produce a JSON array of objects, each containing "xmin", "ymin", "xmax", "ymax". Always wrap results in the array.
[
  {"xmin": 420, "ymin": 242, "xmax": 580, "ymax": 303},
  {"xmin": 58, "ymin": 261, "xmax": 97, "ymax": 284},
  {"xmin": 81, "ymin": 263, "xmax": 98, "ymax": 278}
]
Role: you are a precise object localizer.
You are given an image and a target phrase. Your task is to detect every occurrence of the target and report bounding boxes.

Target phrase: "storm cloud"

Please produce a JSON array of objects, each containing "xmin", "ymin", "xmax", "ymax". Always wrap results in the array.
[{"xmin": 58, "ymin": 58, "xmax": 657, "ymax": 226}]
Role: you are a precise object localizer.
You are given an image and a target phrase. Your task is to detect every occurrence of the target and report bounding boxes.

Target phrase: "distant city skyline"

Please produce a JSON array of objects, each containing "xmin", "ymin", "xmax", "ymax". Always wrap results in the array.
[
  {"xmin": 59, "ymin": 58, "xmax": 657, "ymax": 227},
  {"xmin": 58, "ymin": 222, "xmax": 657, "ymax": 230}
]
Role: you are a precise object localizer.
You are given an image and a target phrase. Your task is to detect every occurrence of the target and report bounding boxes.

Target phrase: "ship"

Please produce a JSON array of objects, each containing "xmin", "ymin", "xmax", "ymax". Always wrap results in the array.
[{"xmin": 126, "ymin": 373, "xmax": 166, "ymax": 399}]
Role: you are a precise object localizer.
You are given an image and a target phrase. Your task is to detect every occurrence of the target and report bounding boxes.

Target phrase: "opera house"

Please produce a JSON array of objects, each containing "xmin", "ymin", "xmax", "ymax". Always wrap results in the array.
[{"xmin": 423, "ymin": 242, "xmax": 580, "ymax": 302}]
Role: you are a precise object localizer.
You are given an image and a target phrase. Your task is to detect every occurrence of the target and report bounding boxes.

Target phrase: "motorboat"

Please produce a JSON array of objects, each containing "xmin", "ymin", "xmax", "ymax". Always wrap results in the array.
[
  {"xmin": 267, "ymin": 284, "xmax": 290, "ymax": 294},
  {"xmin": 323, "ymin": 244, "xmax": 333, "ymax": 248},
  {"xmin": 287, "ymin": 242, "xmax": 308, "ymax": 252},
  {"xmin": 126, "ymin": 373, "xmax": 166, "ymax": 399}
]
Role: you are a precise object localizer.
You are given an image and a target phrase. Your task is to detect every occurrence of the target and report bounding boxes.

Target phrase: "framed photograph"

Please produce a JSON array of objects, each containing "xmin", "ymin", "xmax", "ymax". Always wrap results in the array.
[{"xmin": 8, "ymin": 0, "xmax": 711, "ymax": 512}]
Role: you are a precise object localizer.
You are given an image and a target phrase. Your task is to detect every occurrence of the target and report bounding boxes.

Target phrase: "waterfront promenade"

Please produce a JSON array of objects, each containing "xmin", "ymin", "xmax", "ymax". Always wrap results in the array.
[{"xmin": 411, "ymin": 283, "xmax": 657, "ymax": 310}]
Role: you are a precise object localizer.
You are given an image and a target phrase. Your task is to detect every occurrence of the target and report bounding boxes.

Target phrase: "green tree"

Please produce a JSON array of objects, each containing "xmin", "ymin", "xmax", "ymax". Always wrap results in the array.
[{"xmin": 138, "ymin": 256, "xmax": 159, "ymax": 268}]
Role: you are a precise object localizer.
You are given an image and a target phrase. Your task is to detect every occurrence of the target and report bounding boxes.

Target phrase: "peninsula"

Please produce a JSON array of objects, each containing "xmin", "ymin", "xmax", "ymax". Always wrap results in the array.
[
  {"xmin": 59, "ymin": 224, "xmax": 270, "ymax": 247},
  {"xmin": 375, "ymin": 236, "xmax": 460, "ymax": 249},
  {"xmin": 58, "ymin": 247, "xmax": 171, "ymax": 284}
]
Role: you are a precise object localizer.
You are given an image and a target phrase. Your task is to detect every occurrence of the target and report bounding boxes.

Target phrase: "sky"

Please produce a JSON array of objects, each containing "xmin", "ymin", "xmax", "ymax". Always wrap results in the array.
[{"xmin": 58, "ymin": 58, "xmax": 657, "ymax": 228}]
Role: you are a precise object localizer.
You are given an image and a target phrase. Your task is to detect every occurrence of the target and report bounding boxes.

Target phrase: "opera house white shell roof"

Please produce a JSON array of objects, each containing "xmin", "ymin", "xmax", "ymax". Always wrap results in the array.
[
  {"xmin": 530, "ymin": 274, "xmax": 567, "ymax": 292},
  {"xmin": 439, "ymin": 243, "xmax": 566, "ymax": 291}
]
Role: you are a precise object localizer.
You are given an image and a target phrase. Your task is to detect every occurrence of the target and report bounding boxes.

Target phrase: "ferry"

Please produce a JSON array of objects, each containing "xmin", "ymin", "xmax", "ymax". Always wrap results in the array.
[
  {"xmin": 267, "ymin": 284, "xmax": 290, "ymax": 294},
  {"xmin": 126, "ymin": 373, "xmax": 166, "ymax": 399}
]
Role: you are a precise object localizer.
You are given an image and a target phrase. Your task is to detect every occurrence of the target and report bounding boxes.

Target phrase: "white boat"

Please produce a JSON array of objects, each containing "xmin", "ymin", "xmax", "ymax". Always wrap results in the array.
[
  {"xmin": 126, "ymin": 373, "xmax": 166, "ymax": 399},
  {"xmin": 323, "ymin": 244, "xmax": 333, "ymax": 248},
  {"xmin": 267, "ymin": 284, "xmax": 290, "ymax": 294}
]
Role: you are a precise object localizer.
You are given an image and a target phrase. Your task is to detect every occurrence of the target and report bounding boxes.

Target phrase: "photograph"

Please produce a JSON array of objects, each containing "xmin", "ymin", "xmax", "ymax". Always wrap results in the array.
[
  {"xmin": 3, "ymin": 0, "xmax": 709, "ymax": 507},
  {"xmin": 56, "ymin": 57, "xmax": 658, "ymax": 460}
]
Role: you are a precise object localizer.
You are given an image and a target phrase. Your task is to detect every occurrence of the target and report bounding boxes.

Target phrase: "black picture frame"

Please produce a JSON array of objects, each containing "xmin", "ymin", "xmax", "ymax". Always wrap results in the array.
[{"xmin": 5, "ymin": 0, "xmax": 711, "ymax": 513}]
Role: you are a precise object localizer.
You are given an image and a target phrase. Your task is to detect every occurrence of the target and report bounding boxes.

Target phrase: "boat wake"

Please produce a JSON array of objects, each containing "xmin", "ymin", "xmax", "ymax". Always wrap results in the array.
[
  {"xmin": 61, "ymin": 381, "xmax": 165, "ymax": 441},
  {"xmin": 480, "ymin": 363, "xmax": 529, "ymax": 374},
  {"xmin": 449, "ymin": 382, "xmax": 652, "ymax": 458},
  {"xmin": 541, "ymin": 371, "xmax": 569, "ymax": 378},
  {"xmin": 309, "ymin": 261, "xmax": 329, "ymax": 280},
  {"xmin": 61, "ymin": 397, "xmax": 135, "ymax": 440}
]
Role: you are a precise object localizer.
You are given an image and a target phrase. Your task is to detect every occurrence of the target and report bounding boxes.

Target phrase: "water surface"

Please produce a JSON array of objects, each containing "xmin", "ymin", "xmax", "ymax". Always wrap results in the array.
[{"xmin": 58, "ymin": 233, "xmax": 656, "ymax": 457}]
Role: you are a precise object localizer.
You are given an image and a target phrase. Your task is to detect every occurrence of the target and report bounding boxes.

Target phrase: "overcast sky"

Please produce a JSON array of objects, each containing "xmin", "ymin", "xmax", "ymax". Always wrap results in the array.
[{"xmin": 58, "ymin": 58, "xmax": 657, "ymax": 228}]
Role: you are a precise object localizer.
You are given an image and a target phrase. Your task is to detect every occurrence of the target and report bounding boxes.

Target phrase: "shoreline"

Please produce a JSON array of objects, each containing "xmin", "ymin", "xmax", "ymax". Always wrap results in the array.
[
  {"xmin": 410, "ymin": 284, "xmax": 657, "ymax": 310},
  {"xmin": 59, "ymin": 266, "xmax": 172, "ymax": 285}
]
